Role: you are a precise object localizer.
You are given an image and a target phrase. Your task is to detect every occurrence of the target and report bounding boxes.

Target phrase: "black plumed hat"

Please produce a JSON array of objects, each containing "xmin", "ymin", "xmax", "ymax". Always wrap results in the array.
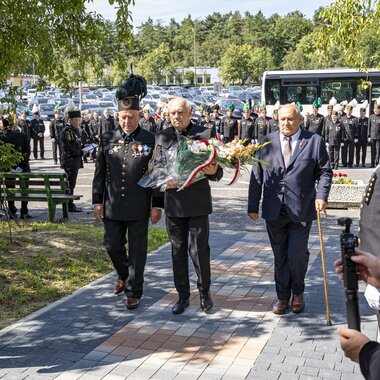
[{"xmin": 116, "ymin": 72, "xmax": 147, "ymax": 111}]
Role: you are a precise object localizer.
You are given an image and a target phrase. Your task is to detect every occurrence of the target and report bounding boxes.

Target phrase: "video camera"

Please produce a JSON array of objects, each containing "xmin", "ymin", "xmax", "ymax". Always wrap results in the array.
[{"xmin": 338, "ymin": 217, "xmax": 360, "ymax": 331}]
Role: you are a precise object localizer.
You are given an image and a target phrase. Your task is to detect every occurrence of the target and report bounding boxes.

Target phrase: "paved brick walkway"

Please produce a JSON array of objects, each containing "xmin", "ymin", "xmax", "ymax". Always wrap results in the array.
[{"xmin": 0, "ymin": 218, "xmax": 377, "ymax": 380}]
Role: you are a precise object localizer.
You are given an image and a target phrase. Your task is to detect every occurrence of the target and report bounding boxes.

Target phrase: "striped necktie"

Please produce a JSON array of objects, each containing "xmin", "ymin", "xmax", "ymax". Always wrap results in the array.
[{"xmin": 284, "ymin": 136, "xmax": 292, "ymax": 168}]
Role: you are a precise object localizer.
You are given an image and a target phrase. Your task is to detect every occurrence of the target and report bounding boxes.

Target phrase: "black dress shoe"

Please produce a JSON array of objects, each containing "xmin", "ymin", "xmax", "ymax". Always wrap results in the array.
[
  {"xmin": 20, "ymin": 213, "xmax": 34, "ymax": 220},
  {"xmin": 200, "ymin": 292, "xmax": 213, "ymax": 313},
  {"xmin": 68, "ymin": 204, "xmax": 82, "ymax": 213},
  {"xmin": 172, "ymin": 299, "xmax": 190, "ymax": 315}
]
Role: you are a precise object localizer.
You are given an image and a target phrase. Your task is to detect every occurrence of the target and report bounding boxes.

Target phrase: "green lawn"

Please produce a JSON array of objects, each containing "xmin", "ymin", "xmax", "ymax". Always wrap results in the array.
[{"xmin": 0, "ymin": 221, "xmax": 168, "ymax": 330}]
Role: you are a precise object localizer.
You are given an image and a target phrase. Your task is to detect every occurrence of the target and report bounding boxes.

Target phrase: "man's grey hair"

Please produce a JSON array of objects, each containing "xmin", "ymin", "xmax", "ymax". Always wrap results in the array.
[
  {"xmin": 278, "ymin": 103, "xmax": 301, "ymax": 116},
  {"xmin": 167, "ymin": 97, "xmax": 191, "ymax": 112}
]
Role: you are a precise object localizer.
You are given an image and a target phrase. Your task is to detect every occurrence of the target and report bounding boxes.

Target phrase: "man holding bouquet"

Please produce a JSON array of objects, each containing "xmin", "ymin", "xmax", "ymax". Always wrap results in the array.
[{"xmin": 154, "ymin": 97, "xmax": 223, "ymax": 315}]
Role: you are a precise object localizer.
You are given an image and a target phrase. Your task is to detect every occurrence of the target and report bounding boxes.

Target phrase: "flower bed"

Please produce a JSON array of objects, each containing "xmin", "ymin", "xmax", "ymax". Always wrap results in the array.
[{"xmin": 328, "ymin": 172, "xmax": 365, "ymax": 208}]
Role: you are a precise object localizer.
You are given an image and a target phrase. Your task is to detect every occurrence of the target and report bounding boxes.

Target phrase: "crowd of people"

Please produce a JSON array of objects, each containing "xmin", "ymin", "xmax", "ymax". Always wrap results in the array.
[{"xmin": 1, "ymin": 76, "xmax": 380, "ymax": 379}]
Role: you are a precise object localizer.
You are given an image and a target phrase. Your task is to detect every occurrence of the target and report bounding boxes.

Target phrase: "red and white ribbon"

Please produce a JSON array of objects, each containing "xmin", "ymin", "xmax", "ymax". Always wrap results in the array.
[
  {"xmin": 177, "ymin": 145, "xmax": 217, "ymax": 191},
  {"xmin": 227, "ymin": 158, "xmax": 240, "ymax": 186}
]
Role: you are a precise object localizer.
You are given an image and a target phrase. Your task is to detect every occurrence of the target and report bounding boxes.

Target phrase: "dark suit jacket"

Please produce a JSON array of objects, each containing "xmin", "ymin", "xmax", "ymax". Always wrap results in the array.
[
  {"xmin": 93, "ymin": 126, "xmax": 161, "ymax": 221},
  {"xmin": 155, "ymin": 124, "xmax": 223, "ymax": 218},
  {"xmin": 248, "ymin": 129, "xmax": 332, "ymax": 222}
]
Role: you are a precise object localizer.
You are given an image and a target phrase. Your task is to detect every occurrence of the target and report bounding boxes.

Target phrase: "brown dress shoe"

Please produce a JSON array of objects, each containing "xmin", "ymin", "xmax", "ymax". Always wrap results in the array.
[
  {"xmin": 114, "ymin": 279, "xmax": 126, "ymax": 295},
  {"xmin": 291, "ymin": 294, "xmax": 305, "ymax": 313},
  {"xmin": 272, "ymin": 299, "xmax": 289, "ymax": 315},
  {"xmin": 125, "ymin": 297, "xmax": 140, "ymax": 310}
]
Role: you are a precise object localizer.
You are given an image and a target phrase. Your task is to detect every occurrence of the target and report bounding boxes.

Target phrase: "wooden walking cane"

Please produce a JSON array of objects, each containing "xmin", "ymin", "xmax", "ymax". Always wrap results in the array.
[{"xmin": 317, "ymin": 209, "xmax": 332, "ymax": 326}]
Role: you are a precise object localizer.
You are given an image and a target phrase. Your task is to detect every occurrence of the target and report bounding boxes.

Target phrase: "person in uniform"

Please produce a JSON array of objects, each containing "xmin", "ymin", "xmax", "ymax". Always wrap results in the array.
[
  {"xmin": 159, "ymin": 109, "xmax": 171, "ymax": 131},
  {"xmin": 240, "ymin": 102, "xmax": 255, "ymax": 141},
  {"xmin": 368, "ymin": 99, "xmax": 380, "ymax": 168},
  {"xmin": 30, "ymin": 106, "xmax": 45, "ymax": 160},
  {"xmin": 92, "ymin": 74, "xmax": 162, "ymax": 310},
  {"xmin": 200, "ymin": 107, "xmax": 217, "ymax": 137},
  {"xmin": 339, "ymin": 100, "xmax": 348, "ymax": 119},
  {"xmin": 269, "ymin": 102, "xmax": 280, "ymax": 133},
  {"xmin": 99, "ymin": 108, "xmax": 115, "ymax": 136},
  {"xmin": 18, "ymin": 109, "xmax": 32, "ymax": 158},
  {"xmin": 49, "ymin": 105, "xmax": 65, "ymax": 165},
  {"xmin": 325, "ymin": 110, "xmax": 344, "ymax": 170},
  {"xmin": 60, "ymin": 106, "xmax": 83, "ymax": 213},
  {"xmin": 254, "ymin": 103, "xmax": 270, "ymax": 142},
  {"xmin": 139, "ymin": 106, "xmax": 158, "ymax": 134},
  {"xmin": 306, "ymin": 98, "xmax": 324, "ymax": 136},
  {"xmin": 341, "ymin": 101, "xmax": 358, "ymax": 168},
  {"xmin": 356, "ymin": 101, "xmax": 369, "ymax": 167},
  {"xmin": 248, "ymin": 104, "xmax": 332, "ymax": 315},
  {"xmin": 324, "ymin": 99, "xmax": 336, "ymax": 137},
  {"xmin": 221, "ymin": 103, "xmax": 239, "ymax": 143},
  {"xmin": 211, "ymin": 104, "xmax": 223, "ymax": 136},
  {"xmin": 190, "ymin": 107, "xmax": 201, "ymax": 125},
  {"xmin": 152, "ymin": 97, "xmax": 223, "ymax": 315},
  {"xmin": 0, "ymin": 118, "xmax": 32, "ymax": 219}
]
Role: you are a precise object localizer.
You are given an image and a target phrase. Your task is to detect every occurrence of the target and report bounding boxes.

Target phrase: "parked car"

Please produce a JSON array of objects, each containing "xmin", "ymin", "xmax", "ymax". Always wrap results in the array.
[{"xmin": 39, "ymin": 103, "xmax": 56, "ymax": 121}]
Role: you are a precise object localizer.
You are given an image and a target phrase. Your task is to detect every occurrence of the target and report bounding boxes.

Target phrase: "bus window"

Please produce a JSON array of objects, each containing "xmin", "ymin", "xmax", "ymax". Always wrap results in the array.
[
  {"xmin": 285, "ymin": 86, "xmax": 303, "ymax": 103},
  {"xmin": 321, "ymin": 79, "xmax": 355, "ymax": 103},
  {"xmin": 265, "ymin": 79, "xmax": 280, "ymax": 105},
  {"xmin": 284, "ymin": 85, "xmax": 317, "ymax": 104},
  {"xmin": 371, "ymin": 84, "xmax": 380, "ymax": 101}
]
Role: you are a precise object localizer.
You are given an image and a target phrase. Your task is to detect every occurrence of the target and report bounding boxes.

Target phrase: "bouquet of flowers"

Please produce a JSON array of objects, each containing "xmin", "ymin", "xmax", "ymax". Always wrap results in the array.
[{"xmin": 138, "ymin": 136, "xmax": 271, "ymax": 191}]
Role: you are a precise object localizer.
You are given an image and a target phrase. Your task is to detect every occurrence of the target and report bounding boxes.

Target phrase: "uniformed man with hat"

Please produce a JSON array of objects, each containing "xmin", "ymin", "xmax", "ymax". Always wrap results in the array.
[
  {"xmin": 92, "ymin": 73, "xmax": 162, "ymax": 310},
  {"xmin": 368, "ymin": 98, "xmax": 380, "ymax": 167},
  {"xmin": 324, "ymin": 97, "xmax": 337, "ymax": 126},
  {"xmin": 30, "ymin": 105, "xmax": 45, "ymax": 160},
  {"xmin": 18, "ymin": 108, "xmax": 32, "ymax": 158},
  {"xmin": 221, "ymin": 103, "xmax": 239, "ymax": 143},
  {"xmin": 240, "ymin": 102, "xmax": 255, "ymax": 141},
  {"xmin": 356, "ymin": 100, "xmax": 369, "ymax": 167},
  {"xmin": 269, "ymin": 101, "xmax": 280, "ymax": 133},
  {"xmin": 339, "ymin": 100, "xmax": 348, "ymax": 119},
  {"xmin": 159, "ymin": 108, "xmax": 171, "ymax": 131},
  {"xmin": 49, "ymin": 105, "xmax": 65, "ymax": 165},
  {"xmin": 324, "ymin": 110, "xmax": 344, "ymax": 170},
  {"xmin": 341, "ymin": 100, "xmax": 358, "ymax": 168},
  {"xmin": 200, "ymin": 107, "xmax": 217, "ymax": 137},
  {"xmin": 60, "ymin": 104, "xmax": 84, "ymax": 213},
  {"xmin": 306, "ymin": 98, "xmax": 324, "ymax": 136},
  {"xmin": 254, "ymin": 102, "xmax": 270, "ymax": 141},
  {"xmin": 139, "ymin": 105, "xmax": 158, "ymax": 134},
  {"xmin": 211, "ymin": 104, "xmax": 223, "ymax": 136}
]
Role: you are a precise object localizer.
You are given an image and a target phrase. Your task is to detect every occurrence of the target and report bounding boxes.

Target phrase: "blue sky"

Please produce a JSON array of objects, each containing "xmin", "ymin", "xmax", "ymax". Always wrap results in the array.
[{"xmin": 86, "ymin": 0, "xmax": 333, "ymax": 27}]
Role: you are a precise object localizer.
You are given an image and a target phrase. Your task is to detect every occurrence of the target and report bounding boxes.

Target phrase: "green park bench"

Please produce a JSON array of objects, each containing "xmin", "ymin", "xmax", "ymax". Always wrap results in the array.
[{"xmin": 0, "ymin": 172, "xmax": 82, "ymax": 222}]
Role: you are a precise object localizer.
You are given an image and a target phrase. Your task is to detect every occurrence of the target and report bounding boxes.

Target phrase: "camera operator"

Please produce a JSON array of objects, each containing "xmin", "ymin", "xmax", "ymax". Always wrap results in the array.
[
  {"xmin": 334, "ymin": 164, "xmax": 380, "ymax": 380},
  {"xmin": 335, "ymin": 249, "xmax": 380, "ymax": 380}
]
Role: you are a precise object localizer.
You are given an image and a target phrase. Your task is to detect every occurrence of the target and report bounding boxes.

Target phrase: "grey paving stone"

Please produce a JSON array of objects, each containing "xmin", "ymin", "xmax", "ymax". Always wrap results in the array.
[
  {"xmin": 246, "ymin": 368, "xmax": 281, "ymax": 380},
  {"xmin": 334, "ymin": 361, "xmax": 355, "ymax": 373},
  {"xmin": 269, "ymin": 363, "xmax": 297, "ymax": 374},
  {"xmin": 283, "ymin": 356, "xmax": 306, "ymax": 366},
  {"xmin": 305, "ymin": 358, "xmax": 335, "ymax": 370},
  {"xmin": 296, "ymin": 366, "xmax": 319, "ymax": 377}
]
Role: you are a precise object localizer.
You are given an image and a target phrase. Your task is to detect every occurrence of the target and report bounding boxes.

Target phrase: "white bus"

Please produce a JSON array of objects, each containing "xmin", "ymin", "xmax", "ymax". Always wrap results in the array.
[{"xmin": 261, "ymin": 69, "xmax": 380, "ymax": 116}]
